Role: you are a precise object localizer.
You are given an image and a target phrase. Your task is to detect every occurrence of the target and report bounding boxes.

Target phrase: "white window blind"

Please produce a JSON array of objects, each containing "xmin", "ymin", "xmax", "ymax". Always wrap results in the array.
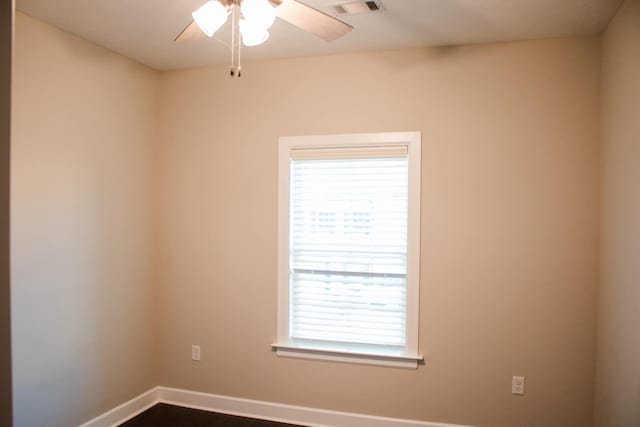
[
  {"xmin": 276, "ymin": 132, "xmax": 422, "ymax": 368},
  {"xmin": 289, "ymin": 150, "xmax": 409, "ymax": 351}
]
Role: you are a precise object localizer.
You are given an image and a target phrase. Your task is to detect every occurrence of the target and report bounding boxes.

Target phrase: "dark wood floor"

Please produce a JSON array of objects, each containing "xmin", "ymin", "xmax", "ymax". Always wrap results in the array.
[{"xmin": 120, "ymin": 403, "xmax": 305, "ymax": 427}]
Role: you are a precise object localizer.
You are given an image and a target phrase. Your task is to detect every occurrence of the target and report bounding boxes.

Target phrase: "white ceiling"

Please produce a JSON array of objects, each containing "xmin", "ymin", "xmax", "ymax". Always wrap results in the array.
[{"xmin": 16, "ymin": 0, "xmax": 622, "ymax": 71}]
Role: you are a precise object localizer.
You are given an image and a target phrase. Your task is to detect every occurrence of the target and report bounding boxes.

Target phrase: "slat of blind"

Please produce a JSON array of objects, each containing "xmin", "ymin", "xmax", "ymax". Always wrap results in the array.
[
  {"xmin": 289, "ymin": 155, "xmax": 409, "ymax": 348},
  {"xmin": 290, "ymin": 145, "xmax": 408, "ymax": 160}
]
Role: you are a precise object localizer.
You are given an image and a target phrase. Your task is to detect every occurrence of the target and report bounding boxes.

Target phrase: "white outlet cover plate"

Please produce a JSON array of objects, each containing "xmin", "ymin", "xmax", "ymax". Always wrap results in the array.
[
  {"xmin": 512, "ymin": 376, "xmax": 525, "ymax": 395},
  {"xmin": 192, "ymin": 345, "xmax": 201, "ymax": 361}
]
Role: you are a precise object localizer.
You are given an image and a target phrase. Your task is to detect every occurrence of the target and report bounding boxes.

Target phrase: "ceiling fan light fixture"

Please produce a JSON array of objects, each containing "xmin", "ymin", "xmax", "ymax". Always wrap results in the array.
[
  {"xmin": 239, "ymin": 19, "xmax": 270, "ymax": 46},
  {"xmin": 176, "ymin": 0, "xmax": 354, "ymax": 76},
  {"xmin": 192, "ymin": 0, "xmax": 229, "ymax": 37},
  {"xmin": 240, "ymin": 0, "xmax": 276, "ymax": 29}
]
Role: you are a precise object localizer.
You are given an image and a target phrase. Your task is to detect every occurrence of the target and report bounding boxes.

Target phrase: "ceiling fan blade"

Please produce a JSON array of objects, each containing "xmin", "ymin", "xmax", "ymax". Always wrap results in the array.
[
  {"xmin": 174, "ymin": 21, "xmax": 206, "ymax": 42},
  {"xmin": 271, "ymin": 0, "xmax": 353, "ymax": 42}
]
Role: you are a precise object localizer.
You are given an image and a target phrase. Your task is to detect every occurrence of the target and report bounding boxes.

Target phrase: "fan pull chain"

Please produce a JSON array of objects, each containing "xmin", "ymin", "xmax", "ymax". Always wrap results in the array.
[
  {"xmin": 228, "ymin": 3, "xmax": 242, "ymax": 78},
  {"xmin": 237, "ymin": 27, "xmax": 242, "ymax": 78},
  {"xmin": 230, "ymin": 5, "xmax": 236, "ymax": 77}
]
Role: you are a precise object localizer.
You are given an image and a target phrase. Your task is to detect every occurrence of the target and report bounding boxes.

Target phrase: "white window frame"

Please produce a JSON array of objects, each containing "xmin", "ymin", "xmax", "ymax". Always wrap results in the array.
[{"xmin": 274, "ymin": 132, "xmax": 423, "ymax": 369}]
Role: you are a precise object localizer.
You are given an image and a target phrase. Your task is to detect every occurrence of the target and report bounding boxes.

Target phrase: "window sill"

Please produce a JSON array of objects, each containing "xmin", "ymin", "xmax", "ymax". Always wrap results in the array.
[{"xmin": 272, "ymin": 343, "xmax": 423, "ymax": 369}]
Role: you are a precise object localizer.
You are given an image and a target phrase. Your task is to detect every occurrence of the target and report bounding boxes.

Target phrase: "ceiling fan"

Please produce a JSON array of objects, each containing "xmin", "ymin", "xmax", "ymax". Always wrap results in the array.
[{"xmin": 175, "ymin": 0, "xmax": 353, "ymax": 77}]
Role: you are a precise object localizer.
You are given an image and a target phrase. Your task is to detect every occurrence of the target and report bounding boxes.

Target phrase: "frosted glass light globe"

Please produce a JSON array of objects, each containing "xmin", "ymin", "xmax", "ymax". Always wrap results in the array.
[
  {"xmin": 240, "ymin": 0, "xmax": 276, "ymax": 30},
  {"xmin": 192, "ymin": 1, "xmax": 229, "ymax": 37},
  {"xmin": 239, "ymin": 18, "xmax": 270, "ymax": 46}
]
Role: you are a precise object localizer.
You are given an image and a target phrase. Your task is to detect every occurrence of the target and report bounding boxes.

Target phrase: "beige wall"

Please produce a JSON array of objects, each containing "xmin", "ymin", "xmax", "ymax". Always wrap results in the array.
[
  {"xmin": 10, "ymin": 12, "xmax": 606, "ymax": 427},
  {"xmin": 11, "ymin": 13, "xmax": 159, "ymax": 427},
  {"xmin": 0, "ymin": 2, "xmax": 13, "ymax": 427},
  {"xmin": 595, "ymin": 1, "xmax": 640, "ymax": 426},
  {"xmin": 157, "ymin": 38, "xmax": 601, "ymax": 426}
]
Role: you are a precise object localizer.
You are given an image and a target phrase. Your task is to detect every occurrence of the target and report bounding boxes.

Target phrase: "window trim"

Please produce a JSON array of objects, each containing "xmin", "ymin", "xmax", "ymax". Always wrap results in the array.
[{"xmin": 275, "ymin": 132, "xmax": 422, "ymax": 369}]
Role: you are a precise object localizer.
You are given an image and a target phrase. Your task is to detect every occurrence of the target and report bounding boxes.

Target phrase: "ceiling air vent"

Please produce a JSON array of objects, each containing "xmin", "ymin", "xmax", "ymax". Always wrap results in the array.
[{"xmin": 331, "ymin": 1, "xmax": 384, "ymax": 15}]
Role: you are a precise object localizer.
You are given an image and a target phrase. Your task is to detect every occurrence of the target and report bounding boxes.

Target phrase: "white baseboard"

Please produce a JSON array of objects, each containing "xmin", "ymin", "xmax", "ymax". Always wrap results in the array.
[
  {"xmin": 78, "ymin": 387, "xmax": 159, "ymax": 427},
  {"xmin": 79, "ymin": 385, "xmax": 475, "ymax": 427}
]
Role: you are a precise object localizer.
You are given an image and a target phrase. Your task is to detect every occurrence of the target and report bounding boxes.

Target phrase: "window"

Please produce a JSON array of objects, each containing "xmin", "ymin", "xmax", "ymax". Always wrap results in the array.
[{"xmin": 274, "ymin": 132, "xmax": 422, "ymax": 368}]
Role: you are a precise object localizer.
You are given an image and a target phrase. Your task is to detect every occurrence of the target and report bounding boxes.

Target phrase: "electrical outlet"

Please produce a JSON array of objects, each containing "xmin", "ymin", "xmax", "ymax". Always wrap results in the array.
[
  {"xmin": 512, "ymin": 376, "xmax": 525, "ymax": 395},
  {"xmin": 192, "ymin": 345, "xmax": 201, "ymax": 361}
]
